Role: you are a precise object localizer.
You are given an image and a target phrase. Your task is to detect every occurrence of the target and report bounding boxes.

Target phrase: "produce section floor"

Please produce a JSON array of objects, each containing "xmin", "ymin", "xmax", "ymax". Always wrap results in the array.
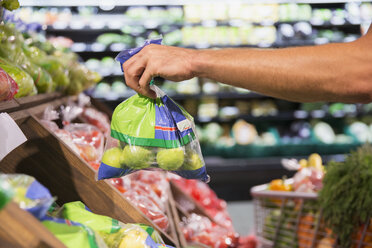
[{"xmin": 227, "ymin": 201, "xmax": 254, "ymax": 235}]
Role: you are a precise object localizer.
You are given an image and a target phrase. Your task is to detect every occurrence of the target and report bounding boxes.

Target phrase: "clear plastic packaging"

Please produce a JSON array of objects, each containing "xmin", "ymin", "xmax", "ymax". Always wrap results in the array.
[
  {"xmin": 81, "ymin": 107, "xmax": 110, "ymax": 137},
  {"xmin": 0, "ymin": 67, "xmax": 18, "ymax": 101},
  {"xmin": 171, "ymin": 176, "xmax": 233, "ymax": 230},
  {"xmin": 40, "ymin": 105, "xmax": 104, "ymax": 170},
  {"xmin": 0, "ymin": 174, "xmax": 55, "ymax": 219},
  {"xmin": 180, "ymin": 213, "xmax": 240, "ymax": 248},
  {"xmin": 63, "ymin": 123, "xmax": 104, "ymax": 170},
  {"xmin": 123, "ymin": 190, "xmax": 169, "ymax": 231},
  {"xmin": 98, "ymin": 38, "xmax": 208, "ymax": 182},
  {"xmin": 41, "ymin": 216, "xmax": 108, "ymax": 248},
  {"xmin": 0, "ymin": 175, "xmax": 13, "ymax": 210},
  {"xmin": 59, "ymin": 201, "xmax": 163, "ymax": 248},
  {"xmin": 0, "ymin": 57, "xmax": 36, "ymax": 98},
  {"xmin": 98, "ymin": 85, "xmax": 208, "ymax": 182}
]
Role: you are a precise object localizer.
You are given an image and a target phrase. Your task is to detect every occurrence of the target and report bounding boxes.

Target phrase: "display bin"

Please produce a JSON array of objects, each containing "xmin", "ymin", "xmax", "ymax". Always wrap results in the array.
[
  {"xmin": 277, "ymin": 142, "xmax": 316, "ymax": 157},
  {"xmin": 251, "ymin": 182, "xmax": 372, "ymax": 248},
  {"xmin": 0, "ymin": 93, "xmax": 180, "ymax": 247}
]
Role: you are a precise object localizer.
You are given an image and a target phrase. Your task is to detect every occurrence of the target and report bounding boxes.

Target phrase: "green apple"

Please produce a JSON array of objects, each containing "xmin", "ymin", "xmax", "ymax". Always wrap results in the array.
[
  {"xmin": 13, "ymin": 186, "xmax": 33, "ymax": 207},
  {"xmin": 119, "ymin": 229, "xmax": 148, "ymax": 248},
  {"xmin": 182, "ymin": 150, "xmax": 203, "ymax": 170},
  {"xmin": 156, "ymin": 148, "xmax": 184, "ymax": 171},
  {"xmin": 120, "ymin": 146, "xmax": 152, "ymax": 169},
  {"xmin": 101, "ymin": 147, "xmax": 122, "ymax": 168}
]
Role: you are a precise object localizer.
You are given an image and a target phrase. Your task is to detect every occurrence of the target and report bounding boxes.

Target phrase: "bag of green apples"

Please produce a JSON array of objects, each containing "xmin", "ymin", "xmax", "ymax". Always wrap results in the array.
[
  {"xmin": 97, "ymin": 39, "xmax": 208, "ymax": 182},
  {"xmin": 59, "ymin": 201, "xmax": 165, "ymax": 247}
]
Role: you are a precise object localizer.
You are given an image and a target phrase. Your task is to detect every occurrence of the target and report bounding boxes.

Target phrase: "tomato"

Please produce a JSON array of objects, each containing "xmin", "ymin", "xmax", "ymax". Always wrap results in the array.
[{"xmin": 88, "ymin": 161, "xmax": 100, "ymax": 170}]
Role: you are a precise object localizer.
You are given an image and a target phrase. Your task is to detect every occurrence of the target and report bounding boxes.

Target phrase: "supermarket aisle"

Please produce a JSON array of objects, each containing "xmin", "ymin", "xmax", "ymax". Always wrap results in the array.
[{"xmin": 227, "ymin": 201, "xmax": 255, "ymax": 236}]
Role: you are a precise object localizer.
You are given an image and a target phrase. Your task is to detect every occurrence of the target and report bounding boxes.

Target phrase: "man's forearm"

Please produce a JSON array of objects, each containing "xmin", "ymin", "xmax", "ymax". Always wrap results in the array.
[{"xmin": 192, "ymin": 40, "xmax": 372, "ymax": 103}]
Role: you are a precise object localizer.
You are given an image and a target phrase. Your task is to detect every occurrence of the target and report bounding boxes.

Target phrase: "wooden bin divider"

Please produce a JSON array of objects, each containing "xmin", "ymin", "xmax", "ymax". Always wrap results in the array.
[
  {"xmin": 0, "ymin": 202, "xmax": 66, "ymax": 248},
  {"xmin": 0, "ymin": 94, "xmax": 179, "ymax": 246},
  {"xmin": 170, "ymin": 181, "xmax": 215, "ymax": 222}
]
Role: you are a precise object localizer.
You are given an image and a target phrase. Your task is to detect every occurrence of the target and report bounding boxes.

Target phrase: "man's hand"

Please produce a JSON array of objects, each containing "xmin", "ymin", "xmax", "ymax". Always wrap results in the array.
[
  {"xmin": 123, "ymin": 44, "xmax": 196, "ymax": 98},
  {"xmin": 123, "ymin": 25, "xmax": 372, "ymax": 103}
]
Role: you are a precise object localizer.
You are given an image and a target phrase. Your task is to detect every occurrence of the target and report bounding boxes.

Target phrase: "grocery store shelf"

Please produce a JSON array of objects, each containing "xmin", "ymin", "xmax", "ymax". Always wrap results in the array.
[
  {"xmin": 195, "ymin": 109, "xmax": 361, "ymax": 123},
  {"xmin": 205, "ymin": 154, "xmax": 345, "ymax": 172},
  {"xmin": 19, "ymin": 0, "xmax": 372, "ymax": 6},
  {"xmin": 74, "ymin": 39, "xmax": 352, "ymax": 57},
  {"xmin": 74, "ymin": 42, "xmax": 308, "ymax": 59},
  {"xmin": 94, "ymin": 92, "xmax": 269, "ymax": 102},
  {"xmin": 46, "ymin": 20, "xmax": 361, "ymax": 34}
]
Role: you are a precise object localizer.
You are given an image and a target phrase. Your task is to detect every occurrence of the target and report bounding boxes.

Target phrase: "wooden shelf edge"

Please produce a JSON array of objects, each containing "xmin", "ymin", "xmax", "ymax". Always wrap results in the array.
[
  {"xmin": 1, "ymin": 94, "xmax": 179, "ymax": 247},
  {"xmin": 28, "ymin": 115, "xmax": 177, "ymax": 246},
  {"xmin": 0, "ymin": 201, "xmax": 66, "ymax": 248},
  {"xmin": 0, "ymin": 99, "xmax": 19, "ymax": 113},
  {"xmin": 170, "ymin": 181, "xmax": 215, "ymax": 222},
  {"xmin": 167, "ymin": 186, "xmax": 187, "ymax": 248}
]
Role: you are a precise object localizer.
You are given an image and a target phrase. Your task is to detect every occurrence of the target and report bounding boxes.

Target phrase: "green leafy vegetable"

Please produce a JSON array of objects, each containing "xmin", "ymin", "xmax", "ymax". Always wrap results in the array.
[{"xmin": 319, "ymin": 144, "xmax": 372, "ymax": 247}]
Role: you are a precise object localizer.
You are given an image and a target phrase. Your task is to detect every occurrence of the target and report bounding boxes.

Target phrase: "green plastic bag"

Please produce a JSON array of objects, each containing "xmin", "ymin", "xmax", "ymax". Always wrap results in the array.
[
  {"xmin": 0, "ymin": 57, "xmax": 37, "ymax": 98},
  {"xmin": 0, "ymin": 174, "xmax": 55, "ymax": 219},
  {"xmin": 37, "ymin": 56, "xmax": 70, "ymax": 91},
  {"xmin": 42, "ymin": 216, "xmax": 107, "ymax": 248},
  {"xmin": 61, "ymin": 201, "xmax": 164, "ymax": 247},
  {"xmin": 98, "ymin": 38, "xmax": 208, "ymax": 182},
  {"xmin": 0, "ymin": 176, "xmax": 13, "ymax": 210},
  {"xmin": 97, "ymin": 86, "xmax": 208, "ymax": 182}
]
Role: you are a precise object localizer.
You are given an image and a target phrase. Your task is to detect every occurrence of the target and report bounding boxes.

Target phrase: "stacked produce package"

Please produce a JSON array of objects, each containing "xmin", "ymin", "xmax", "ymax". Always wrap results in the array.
[
  {"xmin": 0, "ymin": 22, "xmax": 101, "ymax": 101},
  {"xmin": 109, "ymin": 171, "xmax": 170, "ymax": 232},
  {"xmin": 0, "ymin": 173, "xmax": 172, "ymax": 248},
  {"xmin": 40, "ymin": 95, "xmax": 109, "ymax": 170},
  {"xmin": 173, "ymin": 176, "xmax": 240, "ymax": 248}
]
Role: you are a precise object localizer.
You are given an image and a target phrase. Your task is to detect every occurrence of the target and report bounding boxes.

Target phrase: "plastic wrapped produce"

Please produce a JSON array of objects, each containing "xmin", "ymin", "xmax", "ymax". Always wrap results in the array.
[
  {"xmin": 22, "ymin": 45, "xmax": 55, "ymax": 93},
  {"xmin": 80, "ymin": 107, "xmax": 110, "ymax": 137},
  {"xmin": 0, "ymin": 67, "xmax": 18, "ymax": 101},
  {"xmin": 123, "ymin": 190, "xmax": 169, "ymax": 231},
  {"xmin": 0, "ymin": 35, "xmax": 53, "ymax": 93},
  {"xmin": 129, "ymin": 171, "xmax": 169, "ymax": 203},
  {"xmin": 0, "ymin": 175, "xmax": 13, "ymax": 210},
  {"xmin": 181, "ymin": 213, "xmax": 239, "ymax": 248},
  {"xmin": 60, "ymin": 201, "xmax": 162, "ymax": 247},
  {"xmin": 37, "ymin": 56, "xmax": 70, "ymax": 91},
  {"xmin": 0, "ymin": 174, "xmax": 55, "ymax": 219},
  {"xmin": 98, "ymin": 84, "xmax": 208, "ymax": 181},
  {"xmin": 41, "ymin": 216, "xmax": 108, "ymax": 248},
  {"xmin": 0, "ymin": 57, "xmax": 36, "ymax": 97},
  {"xmin": 64, "ymin": 123, "xmax": 104, "ymax": 170},
  {"xmin": 172, "ymin": 176, "xmax": 233, "ymax": 230},
  {"xmin": 293, "ymin": 154, "xmax": 324, "ymax": 193}
]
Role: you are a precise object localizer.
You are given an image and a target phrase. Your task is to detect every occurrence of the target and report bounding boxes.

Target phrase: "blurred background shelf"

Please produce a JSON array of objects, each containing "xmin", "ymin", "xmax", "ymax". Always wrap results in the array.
[
  {"xmin": 204, "ymin": 153, "xmax": 346, "ymax": 201},
  {"xmin": 19, "ymin": 0, "xmax": 372, "ymax": 6},
  {"xmin": 7, "ymin": 0, "xmax": 372, "ymax": 203}
]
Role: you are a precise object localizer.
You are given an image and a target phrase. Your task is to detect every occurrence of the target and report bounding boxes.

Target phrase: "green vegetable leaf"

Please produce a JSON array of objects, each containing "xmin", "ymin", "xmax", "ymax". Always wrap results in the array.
[{"xmin": 319, "ymin": 144, "xmax": 372, "ymax": 247}]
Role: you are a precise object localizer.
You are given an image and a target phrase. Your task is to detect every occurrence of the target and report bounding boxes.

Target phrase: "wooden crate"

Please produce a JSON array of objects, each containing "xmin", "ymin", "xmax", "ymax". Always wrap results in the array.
[
  {"xmin": 0, "ymin": 202, "xmax": 66, "ymax": 248},
  {"xmin": 0, "ymin": 93, "xmax": 179, "ymax": 247},
  {"xmin": 170, "ymin": 181, "xmax": 216, "ymax": 248}
]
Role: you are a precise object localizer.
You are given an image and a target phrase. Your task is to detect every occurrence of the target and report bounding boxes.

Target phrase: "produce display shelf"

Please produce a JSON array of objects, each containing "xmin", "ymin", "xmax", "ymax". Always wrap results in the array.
[
  {"xmin": 96, "ymin": 91, "xmax": 268, "ymax": 101},
  {"xmin": 73, "ymin": 40, "xmax": 348, "ymax": 60},
  {"xmin": 19, "ymin": 0, "xmax": 372, "ymax": 7},
  {"xmin": 0, "ymin": 93, "xmax": 178, "ymax": 247},
  {"xmin": 204, "ymin": 154, "xmax": 345, "ymax": 172},
  {"xmin": 0, "ymin": 201, "xmax": 66, "ymax": 248},
  {"xmin": 45, "ymin": 20, "xmax": 362, "ymax": 33},
  {"xmin": 194, "ymin": 110, "xmax": 363, "ymax": 123}
]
